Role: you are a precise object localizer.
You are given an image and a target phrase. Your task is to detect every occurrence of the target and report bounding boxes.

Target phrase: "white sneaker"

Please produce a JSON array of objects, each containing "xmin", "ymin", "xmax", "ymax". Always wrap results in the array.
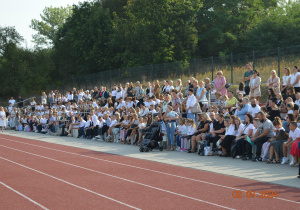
[
  {"xmin": 95, "ymin": 135, "xmax": 101, "ymax": 138},
  {"xmin": 91, "ymin": 138, "xmax": 96, "ymax": 141},
  {"xmin": 262, "ymin": 158, "xmax": 268, "ymax": 162},
  {"xmin": 67, "ymin": 134, "xmax": 71, "ymax": 137},
  {"xmin": 35, "ymin": 130, "xmax": 38, "ymax": 133},
  {"xmin": 116, "ymin": 140, "xmax": 120, "ymax": 143},
  {"xmin": 281, "ymin": 157, "xmax": 289, "ymax": 164},
  {"xmin": 289, "ymin": 157, "xmax": 295, "ymax": 166}
]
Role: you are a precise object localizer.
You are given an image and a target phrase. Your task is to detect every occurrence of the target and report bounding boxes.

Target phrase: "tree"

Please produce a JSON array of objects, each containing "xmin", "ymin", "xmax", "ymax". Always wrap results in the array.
[
  {"xmin": 110, "ymin": 0, "xmax": 202, "ymax": 67},
  {"xmin": 54, "ymin": 2, "xmax": 113, "ymax": 75},
  {"xmin": 0, "ymin": 26, "xmax": 23, "ymax": 56},
  {"xmin": 195, "ymin": 0, "xmax": 278, "ymax": 56},
  {"xmin": 30, "ymin": 6, "xmax": 73, "ymax": 48}
]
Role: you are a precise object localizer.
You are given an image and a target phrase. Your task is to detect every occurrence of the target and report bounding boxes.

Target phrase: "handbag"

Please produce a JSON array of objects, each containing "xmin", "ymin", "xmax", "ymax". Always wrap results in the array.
[
  {"xmin": 225, "ymin": 83, "xmax": 231, "ymax": 89},
  {"xmin": 191, "ymin": 102, "xmax": 201, "ymax": 113}
]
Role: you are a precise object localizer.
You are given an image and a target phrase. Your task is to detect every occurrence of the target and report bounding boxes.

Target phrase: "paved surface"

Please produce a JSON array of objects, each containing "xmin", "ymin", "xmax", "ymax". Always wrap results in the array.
[{"xmin": 1, "ymin": 130, "xmax": 299, "ymax": 189}]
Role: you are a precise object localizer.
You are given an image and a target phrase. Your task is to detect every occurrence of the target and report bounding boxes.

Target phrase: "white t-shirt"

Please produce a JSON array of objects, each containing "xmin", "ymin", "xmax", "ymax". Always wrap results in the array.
[
  {"xmin": 248, "ymin": 105, "xmax": 261, "ymax": 118},
  {"xmin": 79, "ymin": 120, "xmax": 86, "ymax": 127},
  {"xmin": 290, "ymin": 72, "xmax": 300, "ymax": 87},
  {"xmin": 110, "ymin": 119, "xmax": 117, "ymax": 128},
  {"xmin": 282, "ymin": 75, "xmax": 291, "ymax": 86},
  {"xmin": 225, "ymin": 124, "xmax": 237, "ymax": 136},
  {"xmin": 243, "ymin": 123, "xmax": 254, "ymax": 135},
  {"xmin": 126, "ymin": 101, "xmax": 134, "ymax": 109},
  {"xmin": 111, "ymin": 90, "xmax": 117, "ymax": 97},
  {"xmin": 289, "ymin": 127, "xmax": 300, "ymax": 141},
  {"xmin": 166, "ymin": 85, "xmax": 174, "ymax": 93},
  {"xmin": 138, "ymin": 123, "xmax": 146, "ymax": 129},
  {"xmin": 187, "ymin": 125, "xmax": 196, "ymax": 135},
  {"xmin": 177, "ymin": 125, "xmax": 186, "ymax": 133},
  {"xmin": 9, "ymin": 99, "xmax": 16, "ymax": 105},
  {"xmin": 67, "ymin": 94, "xmax": 73, "ymax": 101}
]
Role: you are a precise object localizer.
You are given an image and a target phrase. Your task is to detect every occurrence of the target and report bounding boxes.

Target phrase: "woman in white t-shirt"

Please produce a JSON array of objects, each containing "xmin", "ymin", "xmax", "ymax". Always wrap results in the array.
[
  {"xmin": 0, "ymin": 107, "xmax": 6, "ymax": 132},
  {"xmin": 219, "ymin": 116, "xmax": 238, "ymax": 156},
  {"xmin": 281, "ymin": 67, "xmax": 291, "ymax": 96},
  {"xmin": 176, "ymin": 79, "xmax": 182, "ymax": 93},
  {"xmin": 290, "ymin": 66, "xmax": 300, "ymax": 93},
  {"xmin": 235, "ymin": 114, "xmax": 254, "ymax": 159}
]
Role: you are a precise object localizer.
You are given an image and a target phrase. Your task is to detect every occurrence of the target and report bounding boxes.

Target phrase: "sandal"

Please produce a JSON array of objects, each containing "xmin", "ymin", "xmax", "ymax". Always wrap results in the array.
[
  {"xmin": 273, "ymin": 159, "xmax": 281, "ymax": 164},
  {"xmin": 266, "ymin": 159, "xmax": 273, "ymax": 164},
  {"xmin": 207, "ymin": 151, "xmax": 214, "ymax": 156}
]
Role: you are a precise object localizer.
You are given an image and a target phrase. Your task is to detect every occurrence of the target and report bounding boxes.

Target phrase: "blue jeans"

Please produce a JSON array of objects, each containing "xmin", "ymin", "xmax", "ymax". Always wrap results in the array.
[
  {"xmin": 298, "ymin": 141, "xmax": 300, "ymax": 150},
  {"xmin": 166, "ymin": 122, "xmax": 176, "ymax": 146},
  {"xmin": 176, "ymin": 135, "xmax": 184, "ymax": 147},
  {"xmin": 187, "ymin": 113, "xmax": 195, "ymax": 121}
]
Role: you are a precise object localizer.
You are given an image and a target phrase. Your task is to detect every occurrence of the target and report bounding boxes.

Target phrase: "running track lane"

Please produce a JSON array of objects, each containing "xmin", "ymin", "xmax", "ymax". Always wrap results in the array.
[{"xmin": 0, "ymin": 135, "xmax": 300, "ymax": 209}]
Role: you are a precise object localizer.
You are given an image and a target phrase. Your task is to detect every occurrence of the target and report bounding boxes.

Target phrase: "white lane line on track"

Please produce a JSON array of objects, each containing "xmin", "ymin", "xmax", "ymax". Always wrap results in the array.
[
  {"xmin": 0, "ymin": 144, "xmax": 234, "ymax": 210},
  {"xmin": 0, "ymin": 181, "xmax": 49, "ymax": 210},
  {"xmin": 0, "ymin": 157, "xmax": 140, "ymax": 210},
  {"xmin": 1, "ymin": 137, "xmax": 299, "ymax": 205}
]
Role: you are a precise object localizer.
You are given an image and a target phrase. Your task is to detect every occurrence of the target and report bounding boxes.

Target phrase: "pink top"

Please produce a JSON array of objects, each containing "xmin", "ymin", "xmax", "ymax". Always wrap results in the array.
[{"xmin": 214, "ymin": 77, "xmax": 227, "ymax": 95}]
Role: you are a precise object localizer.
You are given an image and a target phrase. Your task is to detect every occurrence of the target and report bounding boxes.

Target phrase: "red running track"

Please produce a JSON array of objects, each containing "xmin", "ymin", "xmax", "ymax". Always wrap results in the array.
[{"xmin": 0, "ymin": 134, "xmax": 300, "ymax": 210}]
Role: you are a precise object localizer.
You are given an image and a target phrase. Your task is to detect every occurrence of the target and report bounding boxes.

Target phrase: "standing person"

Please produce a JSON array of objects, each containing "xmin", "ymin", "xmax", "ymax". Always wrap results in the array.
[
  {"xmin": 204, "ymin": 78, "xmax": 211, "ymax": 102},
  {"xmin": 186, "ymin": 88, "xmax": 196, "ymax": 120},
  {"xmin": 154, "ymin": 80, "xmax": 160, "ymax": 98},
  {"xmin": 243, "ymin": 63, "xmax": 253, "ymax": 96},
  {"xmin": 17, "ymin": 96, "xmax": 24, "ymax": 108},
  {"xmin": 176, "ymin": 79, "xmax": 182, "ymax": 93},
  {"xmin": 184, "ymin": 80, "xmax": 190, "ymax": 97},
  {"xmin": 290, "ymin": 66, "xmax": 300, "ymax": 93},
  {"xmin": 249, "ymin": 70, "xmax": 261, "ymax": 102},
  {"xmin": 8, "ymin": 97, "xmax": 16, "ymax": 106},
  {"xmin": 266, "ymin": 70, "xmax": 280, "ymax": 94},
  {"xmin": 0, "ymin": 107, "xmax": 6, "ymax": 132},
  {"xmin": 41, "ymin": 92, "xmax": 47, "ymax": 105},
  {"xmin": 165, "ymin": 106, "xmax": 179, "ymax": 151},
  {"xmin": 281, "ymin": 67, "xmax": 291, "ymax": 97},
  {"xmin": 214, "ymin": 71, "xmax": 227, "ymax": 96}
]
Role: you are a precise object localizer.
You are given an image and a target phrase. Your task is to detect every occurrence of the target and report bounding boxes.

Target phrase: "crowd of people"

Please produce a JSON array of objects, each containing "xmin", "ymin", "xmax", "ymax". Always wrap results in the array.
[{"xmin": 1, "ymin": 63, "xmax": 300, "ymax": 178}]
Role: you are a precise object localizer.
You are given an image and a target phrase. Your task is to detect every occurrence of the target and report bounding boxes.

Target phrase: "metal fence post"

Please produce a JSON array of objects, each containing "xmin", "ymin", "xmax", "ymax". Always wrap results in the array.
[
  {"xmin": 278, "ymin": 47, "xmax": 280, "ymax": 77},
  {"xmin": 78, "ymin": 76, "xmax": 80, "ymax": 89},
  {"xmin": 119, "ymin": 68, "xmax": 121, "ymax": 83},
  {"xmin": 193, "ymin": 58, "xmax": 196, "ymax": 78},
  {"xmin": 63, "ymin": 79, "xmax": 65, "ymax": 95},
  {"xmin": 231, "ymin": 53, "xmax": 233, "ymax": 84},
  {"xmin": 253, "ymin": 50, "xmax": 255, "ymax": 70},
  {"xmin": 151, "ymin": 64, "xmax": 154, "ymax": 81},
  {"xmin": 129, "ymin": 68, "xmax": 131, "ymax": 82},
  {"xmin": 109, "ymin": 70, "xmax": 112, "ymax": 90},
  {"xmin": 139, "ymin": 67, "xmax": 142, "ymax": 82},
  {"xmin": 164, "ymin": 63, "xmax": 166, "ymax": 79},
  {"xmin": 92, "ymin": 73, "xmax": 95, "ymax": 87},
  {"xmin": 211, "ymin": 56, "xmax": 214, "ymax": 81},
  {"xmin": 85, "ymin": 75, "xmax": 87, "ymax": 90},
  {"xmin": 178, "ymin": 61, "xmax": 181, "ymax": 79}
]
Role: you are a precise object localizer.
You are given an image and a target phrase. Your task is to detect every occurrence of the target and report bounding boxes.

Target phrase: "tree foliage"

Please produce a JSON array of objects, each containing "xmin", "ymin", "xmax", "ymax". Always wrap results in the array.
[{"xmin": 30, "ymin": 6, "xmax": 73, "ymax": 48}]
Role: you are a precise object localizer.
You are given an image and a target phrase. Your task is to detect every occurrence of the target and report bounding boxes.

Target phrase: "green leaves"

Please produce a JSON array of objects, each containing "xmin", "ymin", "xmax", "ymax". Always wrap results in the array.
[{"xmin": 30, "ymin": 6, "xmax": 73, "ymax": 48}]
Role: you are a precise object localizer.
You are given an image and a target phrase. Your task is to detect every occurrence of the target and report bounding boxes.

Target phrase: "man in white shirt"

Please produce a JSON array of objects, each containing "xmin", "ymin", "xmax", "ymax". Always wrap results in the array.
[
  {"xmin": 248, "ymin": 99, "xmax": 261, "ymax": 118},
  {"xmin": 78, "ymin": 117, "xmax": 86, "ymax": 138},
  {"xmin": 186, "ymin": 88, "xmax": 196, "ymax": 120},
  {"xmin": 149, "ymin": 105, "xmax": 158, "ymax": 114},
  {"xmin": 8, "ymin": 97, "xmax": 16, "ymax": 106}
]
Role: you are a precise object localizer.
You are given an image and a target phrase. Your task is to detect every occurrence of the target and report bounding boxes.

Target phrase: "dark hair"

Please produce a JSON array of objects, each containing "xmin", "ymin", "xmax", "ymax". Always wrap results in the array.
[
  {"xmin": 238, "ymin": 82, "xmax": 245, "ymax": 91},
  {"xmin": 290, "ymin": 121, "xmax": 297, "ymax": 127},
  {"xmin": 218, "ymin": 113, "xmax": 224, "ymax": 119},
  {"xmin": 287, "ymin": 114, "xmax": 295, "ymax": 121},
  {"xmin": 253, "ymin": 69, "xmax": 260, "ymax": 76},
  {"xmin": 245, "ymin": 113, "xmax": 253, "ymax": 124},
  {"xmin": 188, "ymin": 88, "xmax": 194, "ymax": 93},
  {"xmin": 229, "ymin": 90, "xmax": 234, "ymax": 94},
  {"xmin": 268, "ymin": 88, "xmax": 276, "ymax": 98},
  {"xmin": 270, "ymin": 97, "xmax": 277, "ymax": 104}
]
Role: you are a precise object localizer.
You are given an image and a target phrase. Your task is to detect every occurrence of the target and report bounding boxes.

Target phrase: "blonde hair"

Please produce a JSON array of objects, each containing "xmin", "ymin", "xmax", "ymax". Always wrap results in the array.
[
  {"xmin": 217, "ymin": 71, "xmax": 223, "ymax": 76},
  {"xmin": 201, "ymin": 113, "xmax": 211, "ymax": 121}
]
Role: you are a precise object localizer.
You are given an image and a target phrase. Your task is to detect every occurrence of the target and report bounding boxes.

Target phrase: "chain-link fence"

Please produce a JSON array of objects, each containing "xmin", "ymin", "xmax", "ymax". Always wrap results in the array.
[{"xmin": 49, "ymin": 45, "xmax": 300, "ymax": 94}]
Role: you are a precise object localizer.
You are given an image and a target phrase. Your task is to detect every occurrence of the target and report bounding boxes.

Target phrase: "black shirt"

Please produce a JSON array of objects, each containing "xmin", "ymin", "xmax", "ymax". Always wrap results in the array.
[
  {"xmin": 268, "ymin": 109, "xmax": 281, "ymax": 122},
  {"xmin": 213, "ymin": 120, "xmax": 225, "ymax": 135},
  {"xmin": 17, "ymin": 98, "xmax": 23, "ymax": 107}
]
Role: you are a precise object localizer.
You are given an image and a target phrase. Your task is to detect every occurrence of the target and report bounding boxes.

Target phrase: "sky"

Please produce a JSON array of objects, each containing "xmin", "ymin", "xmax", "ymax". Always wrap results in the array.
[{"xmin": 0, "ymin": 0, "xmax": 86, "ymax": 48}]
